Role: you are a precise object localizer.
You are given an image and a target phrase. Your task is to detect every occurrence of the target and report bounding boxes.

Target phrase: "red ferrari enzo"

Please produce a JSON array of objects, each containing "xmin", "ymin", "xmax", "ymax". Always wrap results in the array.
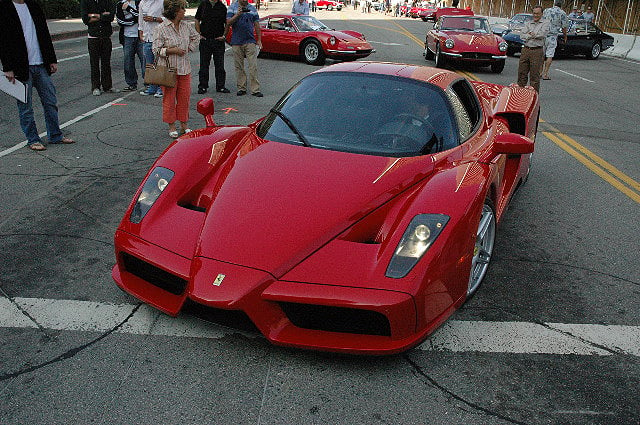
[
  {"xmin": 424, "ymin": 15, "xmax": 508, "ymax": 73},
  {"xmin": 113, "ymin": 62, "xmax": 539, "ymax": 355},
  {"xmin": 257, "ymin": 14, "xmax": 374, "ymax": 65}
]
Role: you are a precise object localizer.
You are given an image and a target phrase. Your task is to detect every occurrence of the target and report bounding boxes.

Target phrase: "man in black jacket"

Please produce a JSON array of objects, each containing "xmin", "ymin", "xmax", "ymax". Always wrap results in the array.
[
  {"xmin": 0, "ymin": 0, "xmax": 75, "ymax": 151},
  {"xmin": 81, "ymin": 0, "xmax": 118, "ymax": 95}
]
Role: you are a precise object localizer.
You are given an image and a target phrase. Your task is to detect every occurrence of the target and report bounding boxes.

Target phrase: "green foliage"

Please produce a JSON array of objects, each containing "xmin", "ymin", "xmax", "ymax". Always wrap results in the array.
[{"xmin": 37, "ymin": 0, "xmax": 81, "ymax": 19}]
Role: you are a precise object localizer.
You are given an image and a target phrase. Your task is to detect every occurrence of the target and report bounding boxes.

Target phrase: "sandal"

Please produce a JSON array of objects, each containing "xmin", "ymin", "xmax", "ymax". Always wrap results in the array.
[
  {"xmin": 183, "ymin": 128, "xmax": 192, "ymax": 134},
  {"xmin": 169, "ymin": 130, "xmax": 179, "ymax": 138},
  {"xmin": 50, "ymin": 136, "xmax": 75, "ymax": 144},
  {"xmin": 28, "ymin": 142, "xmax": 47, "ymax": 151}
]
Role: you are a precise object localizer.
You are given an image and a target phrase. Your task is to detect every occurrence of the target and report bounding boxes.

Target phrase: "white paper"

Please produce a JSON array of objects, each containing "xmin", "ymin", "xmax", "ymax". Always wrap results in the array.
[{"xmin": 0, "ymin": 75, "xmax": 27, "ymax": 103}]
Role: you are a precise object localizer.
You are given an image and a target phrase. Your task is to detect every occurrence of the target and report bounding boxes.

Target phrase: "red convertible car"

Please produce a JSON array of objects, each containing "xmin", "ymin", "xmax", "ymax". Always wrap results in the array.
[
  {"xmin": 112, "ymin": 62, "xmax": 539, "ymax": 355},
  {"xmin": 424, "ymin": 15, "xmax": 508, "ymax": 73},
  {"xmin": 315, "ymin": 0, "xmax": 342, "ymax": 10},
  {"xmin": 257, "ymin": 14, "xmax": 374, "ymax": 65}
]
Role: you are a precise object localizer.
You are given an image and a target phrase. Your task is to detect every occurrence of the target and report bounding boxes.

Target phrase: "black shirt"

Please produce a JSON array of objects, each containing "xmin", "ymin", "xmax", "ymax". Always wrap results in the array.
[{"xmin": 195, "ymin": 0, "xmax": 227, "ymax": 39}]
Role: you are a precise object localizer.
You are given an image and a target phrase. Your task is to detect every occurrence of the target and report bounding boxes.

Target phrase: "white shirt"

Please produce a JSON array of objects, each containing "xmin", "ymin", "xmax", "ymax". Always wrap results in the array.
[
  {"xmin": 138, "ymin": 0, "xmax": 164, "ymax": 42},
  {"xmin": 13, "ymin": 1, "xmax": 43, "ymax": 65}
]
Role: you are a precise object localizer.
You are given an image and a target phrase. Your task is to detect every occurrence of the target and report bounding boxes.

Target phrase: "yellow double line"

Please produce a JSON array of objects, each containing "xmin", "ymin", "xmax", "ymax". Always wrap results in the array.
[{"xmin": 541, "ymin": 122, "xmax": 640, "ymax": 204}]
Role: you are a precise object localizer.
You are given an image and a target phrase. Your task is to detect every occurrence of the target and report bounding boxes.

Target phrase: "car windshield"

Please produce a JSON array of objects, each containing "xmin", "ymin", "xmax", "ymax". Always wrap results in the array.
[
  {"xmin": 292, "ymin": 15, "xmax": 330, "ymax": 31},
  {"xmin": 257, "ymin": 72, "xmax": 458, "ymax": 157},
  {"xmin": 441, "ymin": 16, "xmax": 490, "ymax": 33}
]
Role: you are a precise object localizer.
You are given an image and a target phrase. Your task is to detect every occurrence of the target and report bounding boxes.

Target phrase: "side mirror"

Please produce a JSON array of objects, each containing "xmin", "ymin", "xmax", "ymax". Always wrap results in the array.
[
  {"xmin": 493, "ymin": 133, "xmax": 534, "ymax": 155},
  {"xmin": 197, "ymin": 97, "xmax": 216, "ymax": 127}
]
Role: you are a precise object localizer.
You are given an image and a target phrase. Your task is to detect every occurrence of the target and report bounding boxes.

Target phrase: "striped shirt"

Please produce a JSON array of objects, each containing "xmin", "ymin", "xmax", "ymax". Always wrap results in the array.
[{"xmin": 152, "ymin": 19, "xmax": 200, "ymax": 75}]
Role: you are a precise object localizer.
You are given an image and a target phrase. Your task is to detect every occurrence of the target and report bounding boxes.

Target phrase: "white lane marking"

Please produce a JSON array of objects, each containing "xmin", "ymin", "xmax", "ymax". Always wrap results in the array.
[
  {"xmin": 2, "ymin": 297, "xmax": 639, "ymax": 356},
  {"xmin": 58, "ymin": 45, "xmax": 123, "ymax": 63},
  {"xmin": 0, "ymin": 94, "xmax": 131, "ymax": 158},
  {"xmin": 555, "ymin": 69, "xmax": 595, "ymax": 83}
]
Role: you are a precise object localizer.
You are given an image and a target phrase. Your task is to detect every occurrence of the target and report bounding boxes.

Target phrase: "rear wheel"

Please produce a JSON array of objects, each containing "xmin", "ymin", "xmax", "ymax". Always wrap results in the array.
[
  {"xmin": 467, "ymin": 199, "xmax": 496, "ymax": 297},
  {"xmin": 491, "ymin": 59, "xmax": 505, "ymax": 73},
  {"xmin": 434, "ymin": 43, "xmax": 446, "ymax": 68},
  {"xmin": 587, "ymin": 42, "xmax": 601, "ymax": 59},
  {"xmin": 302, "ymin": 40, "xmax": 325, "ymax": 65}
]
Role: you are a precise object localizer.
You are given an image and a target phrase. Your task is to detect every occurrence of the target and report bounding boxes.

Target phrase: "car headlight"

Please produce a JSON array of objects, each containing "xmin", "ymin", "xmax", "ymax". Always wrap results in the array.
[
  {"xmin": 499, "ymin": 41, "xmax": 508, "ymax": 52},
  {"xmin": 129, "ymin": 167, "xmax": 174, "ymax": 224},
  {"xmin": 329, "ymin": 36, "xmax": 337, "ymax": 45},
  {"xmin": 386, "ymin": 214, "xmax": 449, "ymax": 278},
  {"xmin": 444, "ymin": 39, "xmax": 455, "ymax": 49}
]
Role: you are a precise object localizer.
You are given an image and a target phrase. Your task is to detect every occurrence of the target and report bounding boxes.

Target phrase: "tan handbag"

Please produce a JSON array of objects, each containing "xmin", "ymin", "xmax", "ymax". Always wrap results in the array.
[{"xmin": 144, "ymin": 56, "xmax": 176, "ymax": 88}]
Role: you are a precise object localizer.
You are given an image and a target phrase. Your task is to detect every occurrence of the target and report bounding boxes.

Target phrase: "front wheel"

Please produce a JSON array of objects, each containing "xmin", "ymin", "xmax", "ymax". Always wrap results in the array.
[
  {"xmin": 424, "ymin": 44, "xmax": 434, "ymax": 60},
  {"xmin": 434, "ymin": 43, "xmax": 446, "ymax": 68},
  {"xmin": 467, "ymin": 199, "xmax": 496, "ymax": 297},
  {"xmin": 302, "ymin": 40, "xmax": 325, "ymax": 65},
  {"xmin": 491, "ymin": 59, "xmax": 505, "ymax": 73},
  {"xmin": 587, "ymin": 42, "xmax": 601, "ymax": 59}
]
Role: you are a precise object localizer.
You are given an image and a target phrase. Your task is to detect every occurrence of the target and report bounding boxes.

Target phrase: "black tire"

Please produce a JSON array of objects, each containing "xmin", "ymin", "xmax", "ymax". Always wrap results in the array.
[
  {"xmin": 490, "ymin": 59, "xmax": 505, "ymax": 73},
  {"xmin": 301, "ymin": 40, "xmax": 325, "ymax": 65},
  {"xmin": 434, "ymin": 43, "xmax": 446, "ymax": 68},
  {"xmin": 424, "ymin": 44, "xmax": 434, "ymax": 60},
  {"xmin": 587, "ymin": 42, "xmax": 601, "ymax": 59}
]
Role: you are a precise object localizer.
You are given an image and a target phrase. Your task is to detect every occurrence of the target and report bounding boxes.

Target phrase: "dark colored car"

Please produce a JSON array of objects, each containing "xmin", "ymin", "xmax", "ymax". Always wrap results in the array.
[
  {"xmin": 492, "ymin": 13, "xmax": 533, "ymax": 35},
  {"xmin": 503, "ymin": 17, "xmax": 614, "ymax": 59}
]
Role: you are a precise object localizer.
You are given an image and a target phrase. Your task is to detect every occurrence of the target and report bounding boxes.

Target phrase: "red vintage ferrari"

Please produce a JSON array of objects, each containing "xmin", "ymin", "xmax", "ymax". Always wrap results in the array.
[
  {"xmin": 112, "ymin": 62, "xmax": 539, "ymax": 355},
  {"xmin": 315, "ymin": 0, "xmax": 342, "ymax": 10},
  {"xmin": 257, "ymin": 14, "xmax": 374, "ymax": 65},
  {"xmin": 424, "ymin": 15, "xmax": 508, "ymax": 73}
]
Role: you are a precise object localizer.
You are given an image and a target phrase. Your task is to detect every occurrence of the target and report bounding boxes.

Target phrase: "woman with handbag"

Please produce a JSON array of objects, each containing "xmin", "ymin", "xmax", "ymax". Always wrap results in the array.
[{"xmin": 152, "ymin": 0, "xmax": 199, "ymax": 138}]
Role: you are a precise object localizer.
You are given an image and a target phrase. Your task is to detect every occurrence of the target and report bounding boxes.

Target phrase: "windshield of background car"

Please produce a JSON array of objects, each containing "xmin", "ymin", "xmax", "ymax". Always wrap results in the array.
[
  {"xmin": 257, "ymin": 72, "xmax": 458, "ymax": 157},
  {"xmin": 292, "ymin": 15, "xmax": 330, "ymax": 31},
  {"xmin": 441, "ymin": 16, "xmax": 490, "ymax": 32}
]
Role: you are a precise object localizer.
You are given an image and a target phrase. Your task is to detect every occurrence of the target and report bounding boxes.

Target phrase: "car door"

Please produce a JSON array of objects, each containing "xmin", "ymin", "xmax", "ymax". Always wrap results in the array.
[{"xmin": 262, "ymin": 17, "xmax": 298, "ymax": 55}]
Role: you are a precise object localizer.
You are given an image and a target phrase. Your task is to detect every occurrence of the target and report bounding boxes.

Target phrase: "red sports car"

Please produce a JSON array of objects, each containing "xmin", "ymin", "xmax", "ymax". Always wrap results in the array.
[
  {"xmin": 257, "ymin": 14, "xmax": 374, "ymax": 65},
  {"xmin": 112, "ymin": 62, "xmax": 539, "ymax": 355},
  {"xmin": 417, "ymin": 4, "xmax": 438, "ymax": 21},
  {"xmin": 315, "ymin": 0, "xmax": 342, "ymax": 10},
  {"xmin": 424, "ymin": 15, "xmax": 508, "ymax": 73}
]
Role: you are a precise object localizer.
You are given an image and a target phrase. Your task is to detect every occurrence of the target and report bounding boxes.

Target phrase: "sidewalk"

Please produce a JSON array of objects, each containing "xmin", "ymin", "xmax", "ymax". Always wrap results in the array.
[{"xmin": 47, "ymin": 2, "xmax": 290, "ymax": 41}]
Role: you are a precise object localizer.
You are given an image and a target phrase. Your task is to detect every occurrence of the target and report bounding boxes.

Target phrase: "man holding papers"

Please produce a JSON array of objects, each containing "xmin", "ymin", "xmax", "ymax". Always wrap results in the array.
[{"xmin": 0, "ymin": 0, "xmax": 75, "ymax": 151}]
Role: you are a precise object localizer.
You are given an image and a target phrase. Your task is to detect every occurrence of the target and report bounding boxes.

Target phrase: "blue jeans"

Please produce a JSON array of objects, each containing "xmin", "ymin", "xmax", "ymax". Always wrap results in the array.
[
  {"xmin": 17, "ymin": 65, "xmax": 63, "ymax": 145},
  {"xmin": 123, "ymin": 36, "xmax": 144, "ymax": 88},
  {"xmin": 141, "ymin": 41, "xmax": 162, "ymax": 94}
]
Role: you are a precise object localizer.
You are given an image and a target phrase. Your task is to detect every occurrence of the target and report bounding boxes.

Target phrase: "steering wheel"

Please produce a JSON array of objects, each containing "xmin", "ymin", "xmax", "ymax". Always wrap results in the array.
[{"xmin": 375, "ymin": 113, "xmax": 434, "ymax": 150}]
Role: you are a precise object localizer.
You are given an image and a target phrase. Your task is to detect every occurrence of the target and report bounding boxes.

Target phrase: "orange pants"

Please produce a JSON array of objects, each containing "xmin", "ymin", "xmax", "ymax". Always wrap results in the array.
[{"xmin": 162, "ymin": 74, "xmax": 191, "ymax": 124}]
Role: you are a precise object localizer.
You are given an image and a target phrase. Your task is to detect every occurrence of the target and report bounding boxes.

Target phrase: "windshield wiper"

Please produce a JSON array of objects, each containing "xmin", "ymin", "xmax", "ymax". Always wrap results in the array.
[{"xmin": 270, "ymin": 108, "xmax": 311, "ymax": 147}]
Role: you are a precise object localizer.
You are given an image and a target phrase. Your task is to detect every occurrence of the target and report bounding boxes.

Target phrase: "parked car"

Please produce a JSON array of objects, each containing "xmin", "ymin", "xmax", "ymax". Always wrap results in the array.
[
  {"xmin": 316, "ymin": 0, "xmax": 342, "ymax": 10},
  {"xmin": 230, "ymin": 14, "xmax": 374, "ymax": 65},
  {"xmin": 112, "ymin": 62, "xmax": 539, "ymax": 355},
  {"xmin": 424, "ymin": 15, "xmax": 508, "ymax": 73},
  {"xmin": 492, "ymin": 13, "xmax": 533, "ymax": 35},
  {"xmin": 417, "ymin": 4, "xmax": 438, "ymax": 21},
  {"xmin": 502, "ymin": 17, "xmax": 614, "ymax": 58}
]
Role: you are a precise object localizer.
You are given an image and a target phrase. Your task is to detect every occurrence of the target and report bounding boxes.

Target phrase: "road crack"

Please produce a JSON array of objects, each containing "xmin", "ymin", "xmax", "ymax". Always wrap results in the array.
[
  {"xmin": 0, "ymin": 303, "xmax": 142, "ymax": 382},
  {"xmin": 402, "ymin": 353, "xmax": 530, "ymax": 425}
]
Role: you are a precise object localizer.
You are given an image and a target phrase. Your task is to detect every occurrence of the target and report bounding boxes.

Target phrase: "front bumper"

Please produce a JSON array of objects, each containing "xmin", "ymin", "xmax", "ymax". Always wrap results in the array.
[{"xmin": 113, "ymin": 231, "xmax": 429, "ymax": 355}]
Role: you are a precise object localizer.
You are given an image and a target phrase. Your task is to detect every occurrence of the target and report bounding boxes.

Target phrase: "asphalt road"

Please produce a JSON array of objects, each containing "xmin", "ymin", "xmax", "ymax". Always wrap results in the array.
[{"xmin": 1, "ymin": 7, "xmax": 639, "ymax": 425}]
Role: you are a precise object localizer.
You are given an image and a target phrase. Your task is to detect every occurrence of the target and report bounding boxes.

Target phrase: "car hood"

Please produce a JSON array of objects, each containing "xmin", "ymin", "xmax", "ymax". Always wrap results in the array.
[
  {"xmin": 446, "ymin": 32, "xmax": 501, "ymax": 50},
  {"xmin": 196, "ymin": 133, "xmax": 434, "ymax": 277}
]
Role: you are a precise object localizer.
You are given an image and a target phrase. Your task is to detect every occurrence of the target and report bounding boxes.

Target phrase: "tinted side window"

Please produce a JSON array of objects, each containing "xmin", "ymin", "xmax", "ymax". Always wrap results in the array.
[{"xmin": 444, "ymin": 80, "xmax": 481, "ymax": 141}]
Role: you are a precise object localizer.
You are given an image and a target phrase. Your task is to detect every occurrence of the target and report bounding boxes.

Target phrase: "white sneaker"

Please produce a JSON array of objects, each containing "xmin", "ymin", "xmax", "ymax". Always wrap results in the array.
[
  {"xmin": 139, "ymin": 90, "xmax": 152, "ymax": 96},
  {"xmin": 92, "ymin": 88, "xmax": 101, "ymax": 96},
  {"xmin": 154, "ymin": 92, "xmax": 163, "ymax": 98}
]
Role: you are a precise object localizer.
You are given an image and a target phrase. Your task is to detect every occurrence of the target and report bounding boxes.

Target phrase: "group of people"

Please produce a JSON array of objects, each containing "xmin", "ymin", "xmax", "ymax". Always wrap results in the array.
[
  {"xmin": 1, "ymin": 0, "xmax": 264, "ymax": 150},
  {"xmin": 517, "ymin": 0, "xmax": 583, "ymax": 92}
]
